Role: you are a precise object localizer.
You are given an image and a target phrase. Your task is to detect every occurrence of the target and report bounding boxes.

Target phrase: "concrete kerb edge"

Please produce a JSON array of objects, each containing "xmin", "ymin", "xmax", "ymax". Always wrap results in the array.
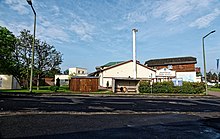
[
  {"xmin": 1, "ymin": 111, "xmax": 220, "ymax": 119},
  {"xmin": 0, "ymin": 92, "xmax": 217, "ymax": 98},
  {"xmin": 44, "ymin": 93, "xmax": 217, "ymax": 98}
]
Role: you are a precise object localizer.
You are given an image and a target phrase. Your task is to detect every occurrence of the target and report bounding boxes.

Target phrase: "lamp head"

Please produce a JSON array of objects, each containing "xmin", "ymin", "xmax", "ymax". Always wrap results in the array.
[
  {"xmin": 211, "ymin": 30, "xmax": 216, "ymax": 34},
  {"xmin": 132, "ymin": 29, "xmax": 138, "ymax": 32},
  {"xmin": 27, "ymin": 0, "xmax": 32, "ymax": 5}
]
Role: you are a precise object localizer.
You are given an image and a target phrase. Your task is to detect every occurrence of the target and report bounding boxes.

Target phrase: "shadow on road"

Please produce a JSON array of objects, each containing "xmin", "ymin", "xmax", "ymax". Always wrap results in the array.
[{"xmin": 11, "ymin": 117, "xmax": 220, "ymax": 139}]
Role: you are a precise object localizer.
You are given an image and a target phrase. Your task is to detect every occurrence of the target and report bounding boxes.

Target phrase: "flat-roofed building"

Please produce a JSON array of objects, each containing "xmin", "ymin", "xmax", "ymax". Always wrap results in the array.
[{"xmin": 144, "ymin": 56, "xmax": 197, "ymax": 82}]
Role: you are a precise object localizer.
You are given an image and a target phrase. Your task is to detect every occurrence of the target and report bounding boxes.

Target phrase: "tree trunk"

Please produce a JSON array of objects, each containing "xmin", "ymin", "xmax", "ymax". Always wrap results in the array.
[{"xmin": 37, "ymin": 74, "xmax": 40, "ymax": 90}]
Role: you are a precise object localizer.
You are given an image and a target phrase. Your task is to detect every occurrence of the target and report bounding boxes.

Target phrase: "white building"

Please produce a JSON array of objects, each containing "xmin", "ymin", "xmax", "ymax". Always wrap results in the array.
[
  {"xmin": 69, "ymin": 67, "xmax": 87, "ymax": 76},
  {"xmin": 145, "ymin": 56, "xmax": 198, "ymax": 82},
  {"xmin": 0, "ymin": 75, "xmax": 21, "ymax": 89},
  {"xmin": 55, "ymin": 67, "xmax": 88, "ymax": 85},
  {"xmin": 90, "ymin": 60, "xmax": 156, "ymax": 87}
]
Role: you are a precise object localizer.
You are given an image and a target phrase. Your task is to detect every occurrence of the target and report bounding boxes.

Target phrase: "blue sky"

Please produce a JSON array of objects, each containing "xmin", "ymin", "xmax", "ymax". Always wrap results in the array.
[{"xmin": 0, "ymin": 0, "xmax": 220, "ymax": 73}]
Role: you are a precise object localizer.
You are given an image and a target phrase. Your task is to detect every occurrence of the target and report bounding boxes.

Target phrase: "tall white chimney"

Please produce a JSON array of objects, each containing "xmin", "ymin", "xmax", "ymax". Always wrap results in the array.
[{"xmin": 132, "ymin": 29, "xmax": 138, "ymax": 79}]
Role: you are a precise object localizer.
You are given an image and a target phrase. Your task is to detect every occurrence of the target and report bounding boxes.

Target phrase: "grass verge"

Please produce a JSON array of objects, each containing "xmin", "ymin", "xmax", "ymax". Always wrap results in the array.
[
  {"xmin": 208, "ymin": 88, "xmax": 220, "ymax": 92},
  {"xmin": 0, "ymin": 86, "xmax": 71, "ymax": 94}
]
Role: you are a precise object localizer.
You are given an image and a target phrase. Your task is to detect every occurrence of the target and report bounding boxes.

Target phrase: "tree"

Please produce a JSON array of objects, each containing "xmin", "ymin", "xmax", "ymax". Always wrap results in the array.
[
  {"xmin": 64, "ymin": 69, "xmax": 69, "ymax": 75},
  {"xmin": 206, "ymin": 71, "xmax": 218, "ymax": 83},
  {"xmin": 14, "ymin": 29, "xmax": 63, "ymax": 90},
  {"xmin": 206, "ymin": 71, "xmax": 212, "ymax": 82},
  {"xmin": 34, "ymin": 40, "xmax": 63, "ymax": 90},
  {"xmin": 44, "ymin": 68, "xmax": 61, "ymax": 78},
  {"xmin": 14, "ymin": 29, "xmax": 33, "ymax": 88},
  {"xmin": 0, "ymin": 26, "xmax": 16, "ymax": 74},
  {"xmin": 213, "ymin": 73, "xmax": 218, "ymax": 82}
]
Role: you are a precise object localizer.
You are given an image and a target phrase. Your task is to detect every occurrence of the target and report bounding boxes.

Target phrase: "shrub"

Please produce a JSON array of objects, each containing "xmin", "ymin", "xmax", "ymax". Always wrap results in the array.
[
  {"xmin": 212, "ymin": 83, "xmax": 220, "ymax": 88},
  {"xmin": 139, "ymin": 81, "xmax": 205, "ymax": 94},
  {"xmin": 139, "ymin": 81, "xmax": 151, "ymax": 93},
  {"xmin": 49, "ymin": 86, "xmax": 59, "ymax": 92}
]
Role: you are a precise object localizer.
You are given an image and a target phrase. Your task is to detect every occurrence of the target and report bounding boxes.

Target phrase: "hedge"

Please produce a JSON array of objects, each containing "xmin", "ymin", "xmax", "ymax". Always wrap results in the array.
[{"xmin": 139, "ymin": 81, "xmax": 205, "ymax": 94}]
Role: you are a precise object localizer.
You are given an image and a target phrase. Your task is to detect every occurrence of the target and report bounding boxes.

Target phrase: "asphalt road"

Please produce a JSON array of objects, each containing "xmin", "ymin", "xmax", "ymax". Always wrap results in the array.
[{"xmin": 0, "ymin": 94, "xmax": 220, "ymax": 139}]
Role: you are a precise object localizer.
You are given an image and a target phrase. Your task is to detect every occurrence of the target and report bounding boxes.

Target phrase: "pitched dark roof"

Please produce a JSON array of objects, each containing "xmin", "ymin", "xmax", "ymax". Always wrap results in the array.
[
  {"xmin": 95, "ymin": 61, "xmax": 124, "ymax": 71},
  {"xmin": 144, "ymin": 56, "xmax": 197, "ymax": 66},
  {"xmin": 102, "ymin": 61, "xmax": 124, "ymax": 67},
  {"xmin": 89, "ymin": 60, "xmax": 155, "ymax": 76}
]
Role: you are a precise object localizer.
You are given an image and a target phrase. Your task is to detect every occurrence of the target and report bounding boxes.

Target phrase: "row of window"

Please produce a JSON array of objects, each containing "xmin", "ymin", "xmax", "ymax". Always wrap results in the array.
[
  {"xmin": 153, "ymin": 65, "xmax": 173, "ymax": 70},
  {"xmin": 77, "ymin": 70, "xmax": 85, "ymax": 74}
]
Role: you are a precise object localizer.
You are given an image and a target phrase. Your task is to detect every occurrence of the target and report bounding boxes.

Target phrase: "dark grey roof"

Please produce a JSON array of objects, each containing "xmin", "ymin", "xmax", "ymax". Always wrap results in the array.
[
  {"xmin": 144, "ymin": 56, "xmax": 197, "ymax": 66},
  {"xmin": 71, "ymin": 76, "xmax": 99, "ymax": 79}
]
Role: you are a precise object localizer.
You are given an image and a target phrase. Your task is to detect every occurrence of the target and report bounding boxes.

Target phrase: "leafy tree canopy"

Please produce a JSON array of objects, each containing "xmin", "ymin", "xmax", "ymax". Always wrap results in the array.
[{"xmin": 0, "ymin": 26, "xmax": 16, "ymax": 74}]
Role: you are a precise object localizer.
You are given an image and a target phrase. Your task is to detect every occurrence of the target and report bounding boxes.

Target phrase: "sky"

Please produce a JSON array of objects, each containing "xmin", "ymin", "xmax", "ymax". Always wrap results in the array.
[{"xmin": 0, "ymin": 0, "xmax": 220, "ymax": 73}]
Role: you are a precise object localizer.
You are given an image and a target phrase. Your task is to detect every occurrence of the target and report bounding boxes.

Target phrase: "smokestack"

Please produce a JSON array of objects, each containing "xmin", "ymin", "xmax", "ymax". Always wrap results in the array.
[{"xmin": 132, "ymin": 29, "xmax": 138, "ymax": 79}]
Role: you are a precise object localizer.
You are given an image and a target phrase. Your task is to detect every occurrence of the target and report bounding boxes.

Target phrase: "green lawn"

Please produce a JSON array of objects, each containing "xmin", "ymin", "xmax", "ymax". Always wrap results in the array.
[
  {"xmin": 208, "ymin": 88, "xmax": 220, "ymax": 92},
  {"xmin": 0, "ymin": 86, "xmax": 71, "ymax": 94},
  {"xmin": 0, "ymin": 86, "xmax": 113, "ymax": 94}
]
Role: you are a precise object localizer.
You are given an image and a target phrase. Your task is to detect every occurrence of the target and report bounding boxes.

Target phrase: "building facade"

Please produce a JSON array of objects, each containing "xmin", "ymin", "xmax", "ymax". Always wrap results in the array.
[
  {"xmin": 0, "ymin": 75, "xmax": 21, "ymax": 89},
  {"xmin": 69, "ymin": 67, "xmax": 87, "ymax": 76},
  {"xmin": 90, "ymin": 60, "xmax": 156, "ymax": 87},
  {"xmin": 144, "ymin": 56, "xmax": 198, "ymax": 82},
  {"xmin": 55, "ymin": 67, "xmax": 88, "ymax": 86}
]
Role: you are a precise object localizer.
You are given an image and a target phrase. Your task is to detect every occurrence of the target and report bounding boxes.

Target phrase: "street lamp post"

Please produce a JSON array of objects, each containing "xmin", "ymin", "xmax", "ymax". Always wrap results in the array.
[
  {"xmin": 27, "ymin": 0, "xmax": 36, "ymax": 93},
  {"xmin": 202, "ymin": 30, "xmax": 215, "ymax": 95},
  {"xmin": 217, "ymin": 59, "xmax": 219, "ymax": 83}
]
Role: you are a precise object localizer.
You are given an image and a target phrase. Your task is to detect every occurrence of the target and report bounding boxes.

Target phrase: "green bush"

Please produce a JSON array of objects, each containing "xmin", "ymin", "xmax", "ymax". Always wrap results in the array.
[
  {"xmin": 139, "ymin": 81, "xmax": 205, "ymax": 94},
  {"xmin": 139, "ymin": 81, "xmax": 151, "ymax": 93},
  {"xmin": 49, "ymin": 86, "xmax": 59, "ymax": 92},
  {"xmin": 211, "ymin": 83, "xmax": 220, "ymax": 88}
]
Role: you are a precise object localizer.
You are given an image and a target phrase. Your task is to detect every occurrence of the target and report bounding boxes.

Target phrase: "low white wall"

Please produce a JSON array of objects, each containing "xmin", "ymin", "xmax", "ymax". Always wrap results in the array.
[
  {"xmin": 0, "ymin": 75, "xmax": 21, "ymax": 89},
  {"xmin": 176, "ymin": 72, "xmax": 196, "ymax": 82}
]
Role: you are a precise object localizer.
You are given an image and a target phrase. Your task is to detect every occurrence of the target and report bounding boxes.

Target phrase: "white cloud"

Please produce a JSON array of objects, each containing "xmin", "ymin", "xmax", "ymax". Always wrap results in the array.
[
  {"xmin": 153, "ymin": 0, "xmax": 210, "ymax": 22},
  {"xmin": 126, "ymin": 11, "xmax": 148, "ymax": 23},
  {"xmin": 5, "ymin": 22, "xmax": 31, "ymax": 35},
  {"xmin": 51, "ymin": 5, "xmax": 61, "ymax": 16},
  {"xmin": 123, "ymin": 1, "xmax": 152, "ymax": 23},
  {"xmin": 38, "ymin": 16, "xmax": 50, "ymax": 27},
  {"xmin": 38, "ymin": 25, "xmax": 70, "ymax": 43},
  {"xmin": 4, "ymin": 0, "xmax": 29, "ymax": 15},
  {"xmin": 69, "ymin": 13, "xmax": 95, "ymax": 41},
  {"xmin": 189, "ymin": 9, "xmax": 220, "ymax": 29}
]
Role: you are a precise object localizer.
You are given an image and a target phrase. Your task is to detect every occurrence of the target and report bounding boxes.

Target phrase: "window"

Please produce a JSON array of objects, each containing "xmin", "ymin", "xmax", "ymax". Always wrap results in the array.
[
  {"xmin": 78, "ymin": 71, "xmax": 80, "ymax": 74},
  {"xmin": 168, "ymin": 65, "xmax": 173, "ymax": 69},
  {"xmin": 0, "ymin": 78, "xmax": 2, "ymax": 87},
  {"xmin": 82, "ymin": 71, "xmax": 84, "ymax": 74}
]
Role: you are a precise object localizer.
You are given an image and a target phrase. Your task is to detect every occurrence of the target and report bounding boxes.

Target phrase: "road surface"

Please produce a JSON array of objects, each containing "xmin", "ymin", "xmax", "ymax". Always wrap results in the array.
[{"xmin": 0, "ymin": 94, "xmax": 220, "ymax": 138}]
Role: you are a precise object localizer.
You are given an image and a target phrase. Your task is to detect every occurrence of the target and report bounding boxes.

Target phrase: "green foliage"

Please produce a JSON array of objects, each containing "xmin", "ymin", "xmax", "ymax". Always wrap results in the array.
[
  {"xmin": 64, "ymin": 69, "xmax": 69, "ymax": 75},
  {"xmin": 139, "ymin": 81, "xmax": 205, "ymax": 94},
  {"xmin": 0, "ymin": 26, "xmax": 16, "ymax": 74},
  {"xmin": 139, "ymin": 81, "xmax": 151, "ymax": 93},
  {"xmin": 211, "ymin": 83, "xmax": 220, "ymax": 88},
  {"xmin": 0, "ymin": 28, "xmax": 63, "ymax": 88},
  {"xmin": 14, "ymin": 29, "xmax": 62, "ymax": 88},
  {"xmin": 49, "ymin": 86, "xmax": 59, "ymax": 92},
  {"xmin": 206, "ymin": 71, "xmax": 218, "ymax": 82}
]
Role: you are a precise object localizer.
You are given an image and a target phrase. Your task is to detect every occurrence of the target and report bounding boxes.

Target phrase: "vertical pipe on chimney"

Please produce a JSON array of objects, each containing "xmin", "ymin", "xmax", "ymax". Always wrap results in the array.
[{"xmin": 132, "ymin": 29, "xmax": 138, "ymax": 79}]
